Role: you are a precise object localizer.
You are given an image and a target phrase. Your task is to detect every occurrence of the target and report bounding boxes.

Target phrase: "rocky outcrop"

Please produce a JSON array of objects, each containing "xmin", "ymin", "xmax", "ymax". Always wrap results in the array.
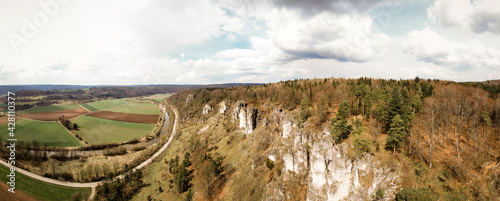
[
  {"xmin": 231, "ymin": 100, "xmax": 258, "ymax": 134},
  {"xmin": 186, "ymin": 94, "xmax": 194, "ymax": 103},
  {"xmin": 263, "ymin": 111, "xmax": 401, "ymax": 201},
  {"xmin": 202, "ymin": 104, "xmax": 213, "ymax": 115},
  {"xmin": 219, "ymin": 101, "xmax": 228, "ymax": 114},
  {"xmin": 245, "ymin": 108, "xmax": 258, "ymax": 134}
]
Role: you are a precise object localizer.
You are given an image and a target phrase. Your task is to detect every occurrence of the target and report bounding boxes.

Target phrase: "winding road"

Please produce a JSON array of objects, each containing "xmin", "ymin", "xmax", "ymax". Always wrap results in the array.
[{"xmin": 0, "ymin": 102, "xmax": 179, "ymax": 201}]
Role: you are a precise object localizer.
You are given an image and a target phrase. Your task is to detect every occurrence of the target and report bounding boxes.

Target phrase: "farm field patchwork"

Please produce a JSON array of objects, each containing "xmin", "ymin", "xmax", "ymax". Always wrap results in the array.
[
  {"xmin": 81, "ymin": 98, "xmax": 128, "ymax": 112},
  {"xmin": 18, "ymin": 108, "xmax": 88, "ymax": 121},
  {"xmin": 18, "ymin": 104, "xmax": 82, "ymax": 114},
  {"xmin": 104, "ymin": 102, "xmax": 160, "ymax": 115},
  {"xmin": 0, "ymin": 165, "xmax": 91, "ymax": 201},
  {"xmin": 0, "ymin": 119, "xmax": 82, "ymax": 147},
  {"xmin": 71, "ymin": 115, "xmax": 155, "ymax": 144}
]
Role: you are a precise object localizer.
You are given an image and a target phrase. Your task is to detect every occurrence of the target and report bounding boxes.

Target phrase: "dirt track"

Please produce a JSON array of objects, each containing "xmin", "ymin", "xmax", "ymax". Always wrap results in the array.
[
  {"xmin": 18, "ymin": 108, "xmax": 89, "ymax": 121},
  {"xmin": 0, "ymin": 182, "xmax": 40, "ymax": 201},
  {"xmin": 87, "ymin": 111, "xmax": 159, "ymax": 124}
]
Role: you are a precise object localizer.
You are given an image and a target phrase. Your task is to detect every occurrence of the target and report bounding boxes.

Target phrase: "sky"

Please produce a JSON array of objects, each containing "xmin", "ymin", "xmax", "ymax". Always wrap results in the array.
[{"xmin": 0, "ymin": 0, "xmax": 499, "ymax": 85}]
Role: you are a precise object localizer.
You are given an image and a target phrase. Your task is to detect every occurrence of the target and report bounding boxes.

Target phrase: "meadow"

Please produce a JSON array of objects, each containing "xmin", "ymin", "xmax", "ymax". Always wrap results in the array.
[
  {"xmin": 18, "ymin": 104, "xmax": 82, "ymax": 114},
  {"xmin": 81, "ymin": 98, "xmax": 128, "ymax": 112},
  {"xmin": 0, "ymin": 165, "xmax": 91, "ymax": 201},
  {"xmin": 149, "ymin": 94, "xmax": 171, "ymax": 102},
  {"xmin": 104, "ymin": 102, "xmax": 160, "ymax": 115},
  {"xmin": 71, "ymin": 115, "xmax": 155, "ymax": 144},
  {"xmin": 0, "ymin": 119, "xmax": 81, "ymax": 147}
]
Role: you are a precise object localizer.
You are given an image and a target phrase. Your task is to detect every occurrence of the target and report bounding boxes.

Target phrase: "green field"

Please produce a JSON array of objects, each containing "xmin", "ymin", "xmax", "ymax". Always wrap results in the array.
[
  {"xmin": 0, "ymin": 119, "xmax": 82, "ymax": 147},
  {"xmin": 81, "ymin": 98, "xmax": 128, "ymax": 112},
  {"xmin": 16, "ymin": 101, "xmax": 38, "ymax": 105},
  {"xmin": 71, "ymin": 116, "xmax": 155, "ymax": 144},
  {"xmin": 0, "ymin": 103, "xmax": 7, "ymax": 108},
  {"xmin": 18, "ymin": 104, "xmax": 82, "ymax": 114},
  {"xmin": 0, "ymin": 165, "xmax": 91, "ymax": 201},
  {"xmin": 150, "ymin": 94, "xmax": 171, "ymax": 102},
  {"xmin": 105, "ymin": 102, "xmax": 160, "ymax": 115}
]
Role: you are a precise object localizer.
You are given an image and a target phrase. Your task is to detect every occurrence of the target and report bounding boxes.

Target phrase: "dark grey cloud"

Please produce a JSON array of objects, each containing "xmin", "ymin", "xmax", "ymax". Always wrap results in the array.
[
  {"xmin": 471, "ymin": 11, "xmax": 500, "ymax": 34},
  {"xmin": 270, "ymin": 0, "xmax": 397, "ymax": 16}
]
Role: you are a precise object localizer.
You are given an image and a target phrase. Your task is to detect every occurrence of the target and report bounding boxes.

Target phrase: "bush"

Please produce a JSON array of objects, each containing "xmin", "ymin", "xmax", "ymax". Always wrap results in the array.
[
  {"xmin": 265, "ymin": 158, "xmax": 275, "ymax": 170},
  {"xmin": 132, "ymin": 146, "xmax": 146, "ymax": 151},
  {"xmin": 185, "ymin": 188, "xmax": 194, "ymax": 201},
  {"xmin": 103, "ymin": 146, "xmax": 127, "ymax": 156},
  {"xmin": 375, "ymin": 188, "xmax": 384, "ymax": 200},
  {"xmin": 396, "ymin": 187, "xmax": 434, "ymax": 201},
  {"xmin": 353, "ymin": 134, "xmax": 371, "ymax": 158},
  {"xmin": 70, "ymin": 191, "xmax": 81, "ymax": 201}
]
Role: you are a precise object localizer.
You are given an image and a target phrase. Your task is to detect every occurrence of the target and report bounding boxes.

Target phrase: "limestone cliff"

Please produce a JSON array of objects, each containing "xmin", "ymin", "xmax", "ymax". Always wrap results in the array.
[{"xmin": 222, "ymin": 101, "xmax": 401, "ymax": 200}]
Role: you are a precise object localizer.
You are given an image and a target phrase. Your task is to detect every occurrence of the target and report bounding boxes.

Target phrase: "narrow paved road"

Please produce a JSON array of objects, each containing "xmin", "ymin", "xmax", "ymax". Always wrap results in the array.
[{"xmin": 0, "ymin": 102, "xmax": 179, "ymax": 201}]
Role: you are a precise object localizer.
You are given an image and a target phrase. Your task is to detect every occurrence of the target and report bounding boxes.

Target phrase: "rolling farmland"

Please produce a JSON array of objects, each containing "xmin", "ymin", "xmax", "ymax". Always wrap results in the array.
[
  {"xmin": 18, "ymin": 108, "xmax": 88, "ymax": 121},
  {"xmin": 18, "ymin": 104, "xmax": 82, "ymax": 114},
  {"xmin": 0, "ymin": 119, "xmax": 81, "ymax": 147},
  {"xmin": 71, "ymin": 115, "xmax": 156, "ymax": 145},
  {"xmin": 81, "ymin": 99, "xmax": 128, "ymax": 112},
  {"xmin": 104, "ymin": 102, "xmax": 160, "ymax": 115}
]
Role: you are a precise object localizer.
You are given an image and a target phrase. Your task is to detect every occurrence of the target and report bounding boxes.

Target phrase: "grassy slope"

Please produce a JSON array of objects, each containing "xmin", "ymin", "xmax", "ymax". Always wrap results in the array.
[
  {"xmin": 18, "ymin": 104, "xmax": 81, "ymax": 114},
  {"xmin": 132, "ymin": 112, "xmax": 251, "ymax": 201},
  {"xmin": 0, "ymin": 165, "xmax": 91, "ymax": 201},
  {"xmin": 0, "ymin": 119, "xmax": 81, "ymax": 147},
  {"xmin": 105, "ymin": 102, "xmax": 160, "ymax": 115},
  {"xmin": 81, "ymin": 99, "xmax": 128, "ymax": 112},
  {"xmin": 71, "ymin": 115, "xmax": 155, "ymax": 144}
]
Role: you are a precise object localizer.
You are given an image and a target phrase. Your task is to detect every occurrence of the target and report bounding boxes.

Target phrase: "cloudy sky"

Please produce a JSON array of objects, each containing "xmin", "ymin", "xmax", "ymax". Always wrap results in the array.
[{"xmin": 0, "ymin": 0, "xmax": 499, "ymax": 85}]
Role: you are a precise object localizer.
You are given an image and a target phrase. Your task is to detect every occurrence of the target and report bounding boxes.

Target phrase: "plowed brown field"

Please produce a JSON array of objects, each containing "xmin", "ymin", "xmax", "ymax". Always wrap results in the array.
[
  {"xmin": 87, "ymin": 111, "xmax": 159, "ymax": 124},
  {"xmin": 18, "ymin": 108, "xmax": 89, "ymax": 121}
]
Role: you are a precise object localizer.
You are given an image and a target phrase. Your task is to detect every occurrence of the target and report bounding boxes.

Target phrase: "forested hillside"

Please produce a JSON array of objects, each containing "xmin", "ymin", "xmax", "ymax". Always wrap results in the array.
[{"xmin": 154, "ymin": 77, "xmax": 500, "ymax": 200}]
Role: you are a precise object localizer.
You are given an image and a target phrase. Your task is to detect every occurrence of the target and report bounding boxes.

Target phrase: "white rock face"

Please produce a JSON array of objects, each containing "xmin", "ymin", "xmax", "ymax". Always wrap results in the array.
[
  {"xmin": 238, "ymin": 108, "xmax": 247, "ymax": 131},
  {"xmin": 186, "ymin": 94, "xmax": 194, "ymax": 103},
  {"xmin": 282, "ymin": 120, "xmax": 292, "ymax": 138},
  {"xmin": 202, "ymin": 104, "xmax": 213, "ymax": 115},
  {"xmin": 219, "ymin": 101, "xmax": 227, "ymax": 114},
  {"xmin": 263, "ymin": 111, "xmax": 401, "ymax": 201},
  {"xmin": 231, "ymin": 101, "xmax": 258, "ymax": 134}
]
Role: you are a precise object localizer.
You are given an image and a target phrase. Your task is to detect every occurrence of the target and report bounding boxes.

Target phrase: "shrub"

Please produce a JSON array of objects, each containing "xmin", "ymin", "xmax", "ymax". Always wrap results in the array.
[
  {"xmin": 132, "ymin": 146, "xmax": 146, "ymax": 151},
  {"xmin": 396, "ymin": 187, "xmax": 434, "ymax": 201},
  {"xmin": 353, "ymin": 134, "xmax": 371, "ymax": 158},
  {"xmin": 103, "ymin": 146, "xmax": 127, "ymax": 156},
  {"xmin": 375, "ymin": 188, "xmax": 384, "ymax": 200},
  {"xmin": 265, "ymin": 158, "xmax": 275, "ymax": 170}
]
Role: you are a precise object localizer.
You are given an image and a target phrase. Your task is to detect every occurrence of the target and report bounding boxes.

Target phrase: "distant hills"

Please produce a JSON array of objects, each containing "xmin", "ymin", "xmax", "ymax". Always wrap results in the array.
[{"xmin": 0, "ymin": 83, "xmax": 264, "ymax": 95}]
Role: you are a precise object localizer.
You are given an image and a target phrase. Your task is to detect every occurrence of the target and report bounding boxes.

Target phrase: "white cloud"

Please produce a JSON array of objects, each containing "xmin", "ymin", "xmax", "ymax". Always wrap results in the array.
[
  {"xmin": 427, "ymin": 0, "xmax": 500, "ymax": 34},
  {"xmin": 0, "ymin": 0, "xmax": 498, "ymax": 85},
  {"xmin": 404, "ymin": 28, "xmax": 500, "ymax": 70},
  {"xmin": 269, "ymin": 10, "xmax": 390, "ymax": 62}
]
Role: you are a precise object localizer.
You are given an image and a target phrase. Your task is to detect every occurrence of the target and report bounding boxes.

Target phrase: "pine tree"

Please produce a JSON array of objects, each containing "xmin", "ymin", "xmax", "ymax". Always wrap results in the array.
[
  {"xmin": 299, "ymin": 97, "xmax": 311, "ymax": 122},
  {"xmin": 387, "ymin": 87, "xmax": 403, "ymax": 130},
  {"xmin": 386, "ymin": 115, "xmax": 406, "ymax": 154},
  {"xmin": 331, "ymin": 101, "xmax": 352, "ymax": 143}
]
